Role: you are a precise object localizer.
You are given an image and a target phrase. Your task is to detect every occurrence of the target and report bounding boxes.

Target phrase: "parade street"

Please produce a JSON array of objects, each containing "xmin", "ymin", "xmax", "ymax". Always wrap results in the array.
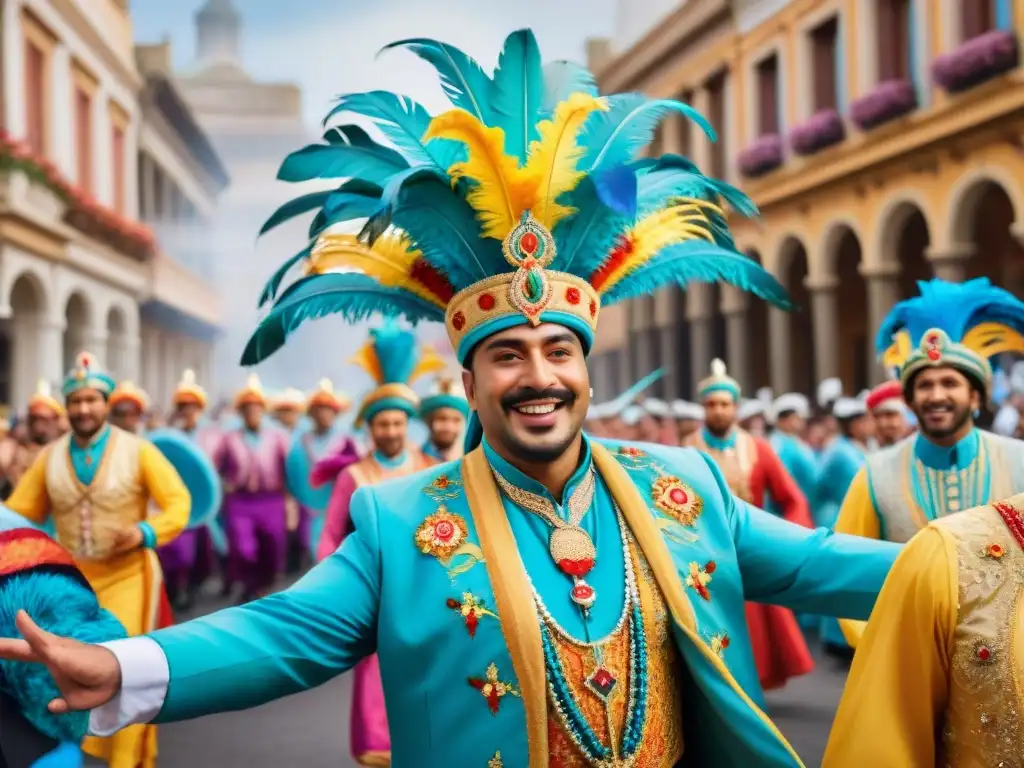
[{"xmin": 158, "ymin": 592, "xmax": 851, "ymax": 767}]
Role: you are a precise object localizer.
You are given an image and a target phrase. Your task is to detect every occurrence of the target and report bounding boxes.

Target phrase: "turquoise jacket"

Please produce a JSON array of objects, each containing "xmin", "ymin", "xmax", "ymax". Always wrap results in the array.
[
  {"xmin": 815, "ymin": 438, "xmax": 867, "ymax": 528},
  {"xmin": 143, "ymin": 438, "xmax": 898, "ymax": 767}
]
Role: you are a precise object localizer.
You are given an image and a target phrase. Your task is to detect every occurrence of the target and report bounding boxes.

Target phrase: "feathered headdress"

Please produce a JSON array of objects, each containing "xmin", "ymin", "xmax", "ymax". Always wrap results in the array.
[
  {"xmin": 420, "ymin": 375, "xmax": 470, "ymax": 419},
  {"xmin": 234, "ymin": 373, "xmax": 267, "ymax": 409},
  {"xmin": 62, "ymin": 352, "xmax": 115, "ymax": 398},
  {"xmin": 877, "ymin": 278, "xmax": 1024, "ymax": 395},
  {"xmin": 27, "ymin": 379, "xmax": 63, "ymax": 417},
  {"xmin": 697, "ymin": 358, "xmax": 740, "ymax": 402},
  {"xmin": 109, "ymin": 381, "xmax": 150, "ymax": 412},
  {"xmin": 242, "ymin": 29, "xmax": 790, "ymax": 367},
  {"xmin": 307, "ymin": 378, "xmax": 351, "ymax": 413},
  {"xmin": 172, "ymin": 369, "xmax": 208, "ymax": 409},
  {"xmin": 352, "ymin": 321, "xmax": 445, "ymax": 426}
]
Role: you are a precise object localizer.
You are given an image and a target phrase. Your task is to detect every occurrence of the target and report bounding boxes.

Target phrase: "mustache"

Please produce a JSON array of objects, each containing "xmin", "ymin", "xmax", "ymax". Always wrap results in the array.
[{"xmin": 501, "ymin": 387, "xmax": 576, "ymax": 410}]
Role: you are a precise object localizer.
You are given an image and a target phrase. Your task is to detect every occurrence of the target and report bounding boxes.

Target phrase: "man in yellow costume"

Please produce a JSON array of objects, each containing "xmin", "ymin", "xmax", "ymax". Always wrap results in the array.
[
  {"xmin": 834, "ymin": 278, "xmax": 1024, "ymax": 647},
  {"xmin": 5, "ymin": 351, "xmax": 191, "ymax": 768},
  {"xmin": 824, "ymin": 491, "xmax": 1024, "ymax": 766}
]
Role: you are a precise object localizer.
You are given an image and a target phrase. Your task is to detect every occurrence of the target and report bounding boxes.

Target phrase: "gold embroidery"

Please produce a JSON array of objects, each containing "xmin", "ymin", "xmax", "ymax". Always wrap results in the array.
[
  {"xmin": 651, "ymin": 476, "xmax": 703, "ymax": 526},
  {"xmin": 468, "ymin": 662, "xmax": 520, "ymax": 714},
  {"xmin": 414, "ymin": 506, "xmax": 484, "ymax": 580},
  {"xmin": 487, "ymin": 751, "xmax": 502, "ymax": 768},
  {"xmin": 424, "ymin": 472, "xmax": 462, "ymax": 501},
  {"xmin": 613, "ymin": 448, "xmax": 700, "ymax": 545}
]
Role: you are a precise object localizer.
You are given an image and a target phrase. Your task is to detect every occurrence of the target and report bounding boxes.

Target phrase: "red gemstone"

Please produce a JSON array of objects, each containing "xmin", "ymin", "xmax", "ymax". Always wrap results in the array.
[
  {"xmin": 520, "ymin": 231, "xmax": 539, "ymax": 254},
  {"xmin": 927, "ymin": 349, "xmax": 941, "ymax": 361},
  {"xmin": 478, "ymin": 293, "xmax": 495, "ymax": 310},
  {"xmin": 452, "ymin": 311, "xmax": 466, "ymax": 331},
  {"xmin": 721, "ymin": 634, "xmax": 730, "ymax": 648},
  {"xmin": 446, "ymin": 598, "xmax": 460, "ymax": 609},
  {"xmin": 705, "ymin": 560, "xmax": 717, "ymax": 574},
  {"xmin": 978, "ymin": 646, "xmax": 992, "ymax": 662},
  {"xmin": 565, "ymin": 287, "xmax": 581, "ymax": 305},
  {"xmin": 669, "ymin": 487, "xmax": 688, "ymax": 504},
  {"xmin": 570, "ymin": 582, "xmax": 596, "ymax": 608},
  {"xmin": 589, "ymin": 299, "xmax": 597, "ymax": 318},
  {"xmin": 557, "ymin": 558, "xmax": 595, "ymax": 578},
  {"xmin": 592, "ymin": 669, "xmax": 613, "ymax": 688}
]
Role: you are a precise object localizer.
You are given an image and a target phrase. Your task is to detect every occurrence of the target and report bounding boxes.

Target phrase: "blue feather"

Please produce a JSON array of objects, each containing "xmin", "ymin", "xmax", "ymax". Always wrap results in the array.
[
  {"xmin": 591, "ymin": 164, "xmax": 638, "ymax": 217},
  {"xmin": 490, "ymin": 29, "xmax": 544, "ymax": 163},
  {"xmin": 639, "ymin": 154, "xmax": 758, "ymax": 217},
  {"xmin": 601, "ymin": 240, "xmax": 792, "ymax": 309},
  {"xmin": 258, "ymin": 243, "xmax": 312, "ymax": 308},
  {"xmin": 370, "ymin": 324, "xmax": 418, "ymax": 385},
  {"xmin": 242, "ymin": 273, "xmax": 443, "ymax": 366},
  {"xmin": 360, "ymin": 165, "xmax": 451, "ymax": 245},
  {"xmin": 553, "ymin": 176, "xmax": 631, "ymax": 276},
  {"xmin": 380, "ymin": 37, "xmax": 492, "ymax": 122},
  {"xmin": 542, "ymin": 60, "xmax": 598, "ymax": 114},
  {"xmin": 259, "ymin": 191, "xmax": 331, "ymax": 237},
  {"xmin": 277, "ymin": 125, "xmax": 408, "ymax": 184},
  {"xmin": 388, "ymin": 177, "xmax": 504, "ymax": 289},
  {"xmin": 607, "ymin": 368, "xmax": 665, "ymax": 410},
  {"xmin": 581, "ymin": 94, "xmax": 716, "ymax": 171}
]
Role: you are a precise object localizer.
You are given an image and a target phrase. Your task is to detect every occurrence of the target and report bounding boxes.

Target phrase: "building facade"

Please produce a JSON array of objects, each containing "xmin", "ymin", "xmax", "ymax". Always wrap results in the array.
[
  {"xmin": 0, "ymin": 0, "xmax": 226, "ymax": 414},
  {"xmin": 589, "ymin": 0, "xmax": 1024, "ymax": 402}
]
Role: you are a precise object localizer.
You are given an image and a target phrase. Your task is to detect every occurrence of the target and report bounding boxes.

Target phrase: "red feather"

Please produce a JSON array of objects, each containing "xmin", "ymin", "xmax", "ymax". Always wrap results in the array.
[
  {"xmin": 410, "ymin": 258, "xmax": 455, "ymax": 303},
  {"xmin": 589, "ymin": 235, "xmax": 634, "ymax": 291}
]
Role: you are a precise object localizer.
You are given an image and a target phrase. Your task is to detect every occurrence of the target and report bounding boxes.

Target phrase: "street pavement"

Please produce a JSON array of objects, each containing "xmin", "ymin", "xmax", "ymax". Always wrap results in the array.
[{"xmin": 159, "ymin": 587, "xmax": 849, "ymax": 767}]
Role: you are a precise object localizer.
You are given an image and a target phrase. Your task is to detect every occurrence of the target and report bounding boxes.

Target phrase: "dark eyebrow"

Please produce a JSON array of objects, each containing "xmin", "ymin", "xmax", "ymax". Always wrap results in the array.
[{"xmin": 482, "ymin": 332, "xmax": 577, "ymax": 354}]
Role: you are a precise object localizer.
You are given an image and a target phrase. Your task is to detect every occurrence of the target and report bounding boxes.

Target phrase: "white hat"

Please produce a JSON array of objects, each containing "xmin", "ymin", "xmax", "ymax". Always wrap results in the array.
[
  {"xmin": 832, "ymin": 397, "xmax": 868, "ymax": 420},
  {"xmin": 817, "ymin": 377, "xmax": 843, "ymax": 408},
  {"xmin": 773, "ymin": 393, "xmax": 810, "ymax": 420},
  {"xmin": 643, "ymin": 398, "xmax": 671, "ymax": 417},
  {"xmin": 992, "ymin": 404, "xmax": 1020, "ymax": 436},
  {"xmin": 1011, "ymin": 361, "xmax": 1024, "ymax": 393},
  {"xmin": 672, "ymin": 400, "xmax": 704, "ymax": 421},
  {"xmin": 621, "ymin": 404, "xmax": 645, "ymax": 426},
  {"xmin": 737, "ymin": 399, "xmax": 766, "ymax": 422}
]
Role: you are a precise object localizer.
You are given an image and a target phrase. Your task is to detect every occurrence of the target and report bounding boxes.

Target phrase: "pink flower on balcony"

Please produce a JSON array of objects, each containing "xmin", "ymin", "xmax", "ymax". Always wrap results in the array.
[
  {"xmin": 788, "ymin": 109, "xmax": 846, "ymax": 156},
  {"xmin": 932, "ymin": 29, "xmax": 1019, "ymax": 93},
  {"xmin": 850, "ymin": 79, "xmax": 918, "ymax": 130},
  {"xmin": 737, "ymin": 133, "xmax": 784, "ymax": 178}
]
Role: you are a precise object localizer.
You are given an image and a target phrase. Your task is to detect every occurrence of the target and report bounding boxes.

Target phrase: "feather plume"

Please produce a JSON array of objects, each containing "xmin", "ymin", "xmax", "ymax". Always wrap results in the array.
[
  {"xmin": 360, "ymin": 165, "xmax": 450, "ymax": 245},
  {"xmin": 367, "ymin": 324, "xmax": 418, "ymax": 385},
  {"xmin": 260, "ymin": 191, "xmax": 331, "ymax": 237},
  {"xmin": 640, "ymin": 154, "xmax": 758, "ymax": 217},
  {"xmin": 591, "ymin": 202, "xmax": 720, "ymax": 293},
  {"xmin": 277, "ymin": 125, "xmax": 408, "ymax": 184},
  {"xmin": 423, "ymin": 110, "xmax": 539, "ymax": 240},
  {"xmin": 258, "ymin": 243, "xmax": 313, "ymax": 308},
  {"xmin": 308, "ymin": 190, "xmax": 385, "ymax": 239},
  {"xmin": 581, "ymin": 94, "xmax": 715, "ymax": 172},
  {"xmin": 349, "ymin": 340, "xmax": 384, "ymax": 385},
  {"xmin": 490, "ymin": 29, "xmax": 544, "ymax": 164},
  {"xmin": 523, "ymin": 93, "xmax": 609, "ymax": 230},
  {"xmin": 380, "ymin": 38, "xmax": 492, "ymax": 122},
  {"xmin": 552, "ymin": 176, "xmax": 631, "ymax": 276},
  {"xmin": 592, "ymin": 163, "xmax": 638, "ymax": 217},
  {"xmin": 542, "ymin": 60, "xmax": 598, "ymax": 114},
  {"xmin": 307, "ymin": 232, "xmax": 452, "ymax": 308},
  {"xmin": 241, "ymin": 273, "xmax": 443, "ymax": 366},
  {"xmin": 410, "ymin": 345, "xmax": 448, "ymax": 382},
  {"xmin": 601, "ymin": 240, "xmax": 792, "ymax": 309},
  {"xmin": 962, "ymin": 322, "xmax": 1024, "ymax": 360}
]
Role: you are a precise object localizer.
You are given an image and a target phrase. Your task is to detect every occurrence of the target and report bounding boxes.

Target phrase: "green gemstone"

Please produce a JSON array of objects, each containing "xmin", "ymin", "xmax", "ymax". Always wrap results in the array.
[{"xmin": 525, "ymin": 271, "xmax": 544, "ymax": 303}]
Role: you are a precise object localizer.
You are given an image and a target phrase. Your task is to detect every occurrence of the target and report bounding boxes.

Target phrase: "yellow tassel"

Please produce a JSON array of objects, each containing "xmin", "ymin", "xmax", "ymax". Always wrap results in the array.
[
  {"xmin": 962, "ymin": 322, "xmax": 1024, "ymax": 358},
  {"xmin": 424, "ymin": 110, "xmax": 539, "ymax": 240},
  {"xmin": 410, "ymin": 345, "xmax": 448, "ymax": 383},
  {"xmin": 599, "ymin": 201, "xmax": 719, "ymax": 293},
  {"xmin": 309, "ymin": 233, "xmax": 447, "ymax": 309},
  {"xmin": 524, "ymin": 94, "xmax": 609, "ymax": 231},
  {"xmin": 349, "ymin": 341, "xmax": 384, "ymax": 385}
]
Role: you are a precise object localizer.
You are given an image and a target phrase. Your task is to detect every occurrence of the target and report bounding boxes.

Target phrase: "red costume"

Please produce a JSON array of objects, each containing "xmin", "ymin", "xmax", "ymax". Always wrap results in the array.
[{"xmin": 685, "ymin": 427, "xmax": 815, "ymax": 690}]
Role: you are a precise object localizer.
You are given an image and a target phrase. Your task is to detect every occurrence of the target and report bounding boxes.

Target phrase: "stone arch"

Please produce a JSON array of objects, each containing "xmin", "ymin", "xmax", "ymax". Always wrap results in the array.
[
  {"xmin": 62, "ymin": 291, "xmax": 95, "ymax": 374},
  {"xmin": 2, "ymin": 272, "xmax": 51, "ymax": 408},
  {"xmin": 826, "ymin": 225, "xmax": 870, "ymax": 393},
  {"xmin": 874, "ymin": 197, "xmax": 933, "ymax": 298},
  {"xmin": 948, "ymin": 174, "xmax": 1024, "ymax": 295},
  {"xmin": 818, "ymin": 217, "xmax": 865, "ymax": 280},
  {"xmin": 947, "ymin": 168, "xmax": 1024, "ymax": 246},
  {"xmin": 776, "ymin": 235, "xmax": 814, "ymax": 397}
]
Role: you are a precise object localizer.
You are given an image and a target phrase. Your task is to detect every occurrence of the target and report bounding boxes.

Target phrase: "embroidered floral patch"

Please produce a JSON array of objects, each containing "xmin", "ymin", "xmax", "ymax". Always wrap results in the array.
[
  {"xmin": 423, "ymin": 472, "xmax": 462, "ymax": 501},
  {"xmin": 982, "ymin": 542, "xmax": 1006, "ymax": 559},
  {"xmin": 652, "ymin": 476, "xmax": 704, "ymax": 526},
  {"xmin": 468, "ymin": 662, "xmax": 520, "ymax": 714},
  {"xmin": 685, "ymin": 560, "xmax": 715, "ymax": 601},
  {"xmin": 487, "ymin": 752, "xmax": 503, "ymax": 768},
  {"xmin": 415, "ymin": 507, "xmax": 469, "ymax": 558},
  {"xmin": 446, "ymin": 592, "xmax": 497, "ymax": 638},
  {"xmin": 709, "ymin": 631, "xmax": 730, "ymax": 658}
]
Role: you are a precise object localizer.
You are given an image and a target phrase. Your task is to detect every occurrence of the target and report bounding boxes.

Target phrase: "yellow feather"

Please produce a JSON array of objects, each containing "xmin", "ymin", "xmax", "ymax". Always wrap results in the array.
[
  {"xmin": 410, "ymin": 345, "xmax": 447, "ymax": 383},
  {"xmin": 423, "ymin": 110, "xmax": 539, "ymax": 240},
  {"xmin": 308, "ymin": 232, "xmax": 446, "ymax": 309},
  {"xmin": 349, "ymin": 341, "xmax": 384, "ymax": 385},
  {"xmin": 962, "ymin": 322, "xmax": 1024, "ymax": 358},
  {"xmin": 600, "ymin": 203, "xmax": 717, "ymax": 293},
  {"xmin": 524, "ymin": 94, "xmax": 609, "ymax": 231}
]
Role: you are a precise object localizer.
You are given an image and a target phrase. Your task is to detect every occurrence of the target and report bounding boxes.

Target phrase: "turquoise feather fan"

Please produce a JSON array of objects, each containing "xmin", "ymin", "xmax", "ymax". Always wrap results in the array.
[{"xmin": 243, "ymin": 28, "xmax": 792, "ymax": 366}]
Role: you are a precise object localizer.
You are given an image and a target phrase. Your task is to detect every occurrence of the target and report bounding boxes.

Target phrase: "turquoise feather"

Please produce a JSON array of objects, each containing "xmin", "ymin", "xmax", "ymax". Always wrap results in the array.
[
  {"xmin": 360, "ymin": 165, "xmax": 452, "ymax": 245},
  {"xmin": 258, "ymin": 243, "xmax": 312, "ymax": 308},
  {"xmin": 640, "ymin": 154, "xmax": 758, "ymax": 217},
  {"xmin": 309, "ymin": 189, "xmax": 388, "ymax": 238},
  {"xmin": 542, "ymin": 60, "xmax": 598, "ymax": 114},
  {"xmin": 277, "ymin": 125, "xmax": 408, "ymax": 184},
  {"xmin": 602, "ymin": 240, "xmax": 792, "ymax": 308},
  {"xmin": 259, "ymin": 191, "xmax": 331, "ymax": 237},
  {"xmin": 553, "ymin": 176, "xmax": 631, "ymax": 276},
  {"xmin": 581, "ymin": 94, "xmax": 716, "ymax": 171},
  {"xmin": 242, "ymin": 273, "xmax": 443, "ymax": 366},
  {"xmin": 380, "ymin": 37, "xmax": 492, "ymax": 122},
  {"xmin": 490, "ymin": 29, "xmax": 544, "ymax": 164},
  {"xmin": 370, "ymin": 323, "xmax": 418, "ymax": 385}
]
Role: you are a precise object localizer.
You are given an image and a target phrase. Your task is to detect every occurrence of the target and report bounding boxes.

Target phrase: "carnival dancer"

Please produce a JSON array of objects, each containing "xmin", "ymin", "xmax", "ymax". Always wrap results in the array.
[
  {"xmin": 5, "ymin": 351, "xmax": 189, "ymax": 768},
  {"xmin": 824, "ymin": 492, "xmax": 1024, "ymax": 766},
  {"xmin": 0, "ymin": 31, "xmax": 900, "ymax": 767},
  {"xmin": 285, "ymin": 378, "xmax": 353, "ymax": 562},
  {"xmin": 685, "ymin": 359, "xmax": 815, "ymax": 691},
  {"xmin": 107, "ymin": 381, "xmax": 150, "ymax": 435},
  {"xmin": 157, "ymin": 370, "xmax": 224, "ymax": 611},
  {"xmin": 420, "ymin": 375, "xmax": 470, "ymax": 461},
  {"xmin": 0, "ymin": 380, "xmax": 62, "ymax": 499},
  {"xmin": 270, "ymin": 388, "xmax": 305, "ymax": 433},
  {"xmin": 835, "ymin": 278, "xmax": 1024, "ymax": 648},
  {"xmin": 865, "ymin": 379, "xmax": 910, "ymax": 448}
]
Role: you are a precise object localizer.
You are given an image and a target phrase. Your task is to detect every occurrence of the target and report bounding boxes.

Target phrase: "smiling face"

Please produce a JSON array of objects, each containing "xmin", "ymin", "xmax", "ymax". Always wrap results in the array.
[
  {"xmin": 464, "ymin": 323, "xmax": 589, "ymax": 464},
  {"xmin": 908, "ymin": 366, "xmax": 979, "ymax": 441},
  {"xmin": 426, "ymin": 407, "xmax": 465, "ymax": 451},
  {"xmin": 65, "ymin": 389, "xmax": 108, "ymax": 440}
]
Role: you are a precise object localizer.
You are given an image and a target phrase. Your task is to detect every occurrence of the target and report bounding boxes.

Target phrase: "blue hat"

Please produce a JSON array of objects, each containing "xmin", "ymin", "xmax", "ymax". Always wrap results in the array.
[
  {"xmin": 420, "ymin": 376, "xmax": 470, "ymax": 419},
  {"xmin": 697, "ymin": 358, "xmax": 740, "ymax": 402},
  {"xmin": 62, "ymin": 352, "xmax": 116, "ymax": 399},
  {"xmin": 242, "ymin": 29, "xmax": 791, "ymax": 370}
]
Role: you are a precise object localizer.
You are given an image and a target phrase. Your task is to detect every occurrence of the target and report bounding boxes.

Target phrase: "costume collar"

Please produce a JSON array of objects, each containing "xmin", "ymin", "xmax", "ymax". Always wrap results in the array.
[
  {"xmin": 914, "ymin": 428, "xmax": 979, "ymax": 470},
  {"xmin": 482, "ymin": 436, "xmax": 593, "ymax": 508},
  {"xmin": 71, "ymin": 423, "xmax": 110, "ymax": 450},
  {"xmin": 373, "ymin": 449, "xmax": 407, "ymax": 469},
  {"xmin": 702, "ymin": 427, "xmax": 737, "ymax": 451}
]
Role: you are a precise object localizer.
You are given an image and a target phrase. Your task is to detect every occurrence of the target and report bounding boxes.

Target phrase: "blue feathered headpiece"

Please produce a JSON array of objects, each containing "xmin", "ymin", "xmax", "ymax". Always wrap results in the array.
[
  {"xmin": 877, "ymin": 278, "xmax": 1024, "ymax": 394},
  {"xmin": 242, "ymin": 29, "xmax": 791, "ymax": 367},
  {"xmin": 350, "ymin": 320, "xmax": 445, "ymax": 426}
]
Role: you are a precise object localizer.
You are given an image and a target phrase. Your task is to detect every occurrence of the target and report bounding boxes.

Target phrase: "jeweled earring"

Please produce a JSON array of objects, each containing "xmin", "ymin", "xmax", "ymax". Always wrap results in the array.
[{"xmin": 589, "ymin": 388, "xmax": 594, "ymax": 398}]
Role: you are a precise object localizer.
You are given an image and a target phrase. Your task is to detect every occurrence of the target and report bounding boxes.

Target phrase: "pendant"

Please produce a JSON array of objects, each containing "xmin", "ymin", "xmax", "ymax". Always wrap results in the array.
[
  {"xmin": 570, "ymin": 577, "xmax": 596, "ymax": 610},
  {"xmin": 549, "ymin": 526, "xmax": 596, "ymax": 579}
]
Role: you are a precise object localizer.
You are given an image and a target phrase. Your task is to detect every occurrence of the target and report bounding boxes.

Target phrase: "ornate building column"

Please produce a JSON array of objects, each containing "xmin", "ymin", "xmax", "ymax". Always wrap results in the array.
[
  {"xmin": 862, "ymin": 262, "xmax": 901, "ymax": 385},
  {"xmin": 806, "ymin": 275, "xmax": 840, "ymax": 384},
  {"xmin": 925, "ymin": 243, "xmax": 974, "ymax": 282},
  {"xmin": 720, "ymin": 285, "xmax": 750, "ymax": 393},
  {"xmin": 687, "ymin": 283, "xmax": 714, "ymax": 394},
  {"xmin": 767, "ymin": 307, "xmax": 792, "ymax": 394}
]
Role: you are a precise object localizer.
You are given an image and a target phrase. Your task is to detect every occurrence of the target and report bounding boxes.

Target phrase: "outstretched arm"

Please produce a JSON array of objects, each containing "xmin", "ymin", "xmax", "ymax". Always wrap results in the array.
[{"xmin": 5, "ymin": 450, "xmax": 52, "ymax": 525}]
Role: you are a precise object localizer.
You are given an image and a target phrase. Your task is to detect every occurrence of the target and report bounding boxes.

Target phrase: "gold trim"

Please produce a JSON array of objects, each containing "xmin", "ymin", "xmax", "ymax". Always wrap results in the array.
[
  {"xmin": 356, "ymin": 750, "xmax": 391, "ymax": 767},
  {"xmin": 462, "ymin": 448, "xmax": 549, "ymax": 766},
  {"xmin": 355, "ymin": 383, "xmax": 420, "ymax": 427},
  {"xmin": 65, "ymin": 427, "xmax": 118, "ymax": 494}
]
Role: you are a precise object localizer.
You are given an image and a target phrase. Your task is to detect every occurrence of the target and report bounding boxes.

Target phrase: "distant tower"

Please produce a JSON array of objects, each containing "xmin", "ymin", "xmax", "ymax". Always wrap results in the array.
[{"xmin": 195, "ymin": 0, "xmax": 241, "ymax": 66}]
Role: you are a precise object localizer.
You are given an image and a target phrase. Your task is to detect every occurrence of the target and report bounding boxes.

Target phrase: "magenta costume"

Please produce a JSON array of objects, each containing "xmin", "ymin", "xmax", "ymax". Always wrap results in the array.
[{"xmin": 216, "ymin": 426, "xmax": 292, "ymax": 596}]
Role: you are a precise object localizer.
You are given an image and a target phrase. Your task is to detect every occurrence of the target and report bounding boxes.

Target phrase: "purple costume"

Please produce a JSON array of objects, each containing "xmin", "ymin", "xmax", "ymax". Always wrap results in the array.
[{"xmin": 216, "ymin": 426, "xmax": 292, "ymax": 596}]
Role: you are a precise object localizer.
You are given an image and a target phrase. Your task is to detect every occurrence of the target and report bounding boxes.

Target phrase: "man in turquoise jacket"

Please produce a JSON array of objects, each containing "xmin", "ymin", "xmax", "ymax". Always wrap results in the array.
[{"xmin": 0, "ymin": 29, "xmax": 901, "ymax": 768}]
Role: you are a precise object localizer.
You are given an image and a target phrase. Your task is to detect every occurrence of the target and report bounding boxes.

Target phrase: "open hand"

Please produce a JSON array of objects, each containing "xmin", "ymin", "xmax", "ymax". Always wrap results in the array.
[
  {"xmin": 111, "ymin": 526, "xmax": 143, "ymax": 554},
  {"xmin": 0, "ymin": 611, "xmax": 122, "ymax": 713}
]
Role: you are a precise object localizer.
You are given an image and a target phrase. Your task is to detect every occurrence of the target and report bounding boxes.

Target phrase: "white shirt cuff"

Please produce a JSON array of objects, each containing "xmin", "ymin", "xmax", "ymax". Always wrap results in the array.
[{"xmin": 87, "ymin": 637, "xmax": 170, "ymax": 736}]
